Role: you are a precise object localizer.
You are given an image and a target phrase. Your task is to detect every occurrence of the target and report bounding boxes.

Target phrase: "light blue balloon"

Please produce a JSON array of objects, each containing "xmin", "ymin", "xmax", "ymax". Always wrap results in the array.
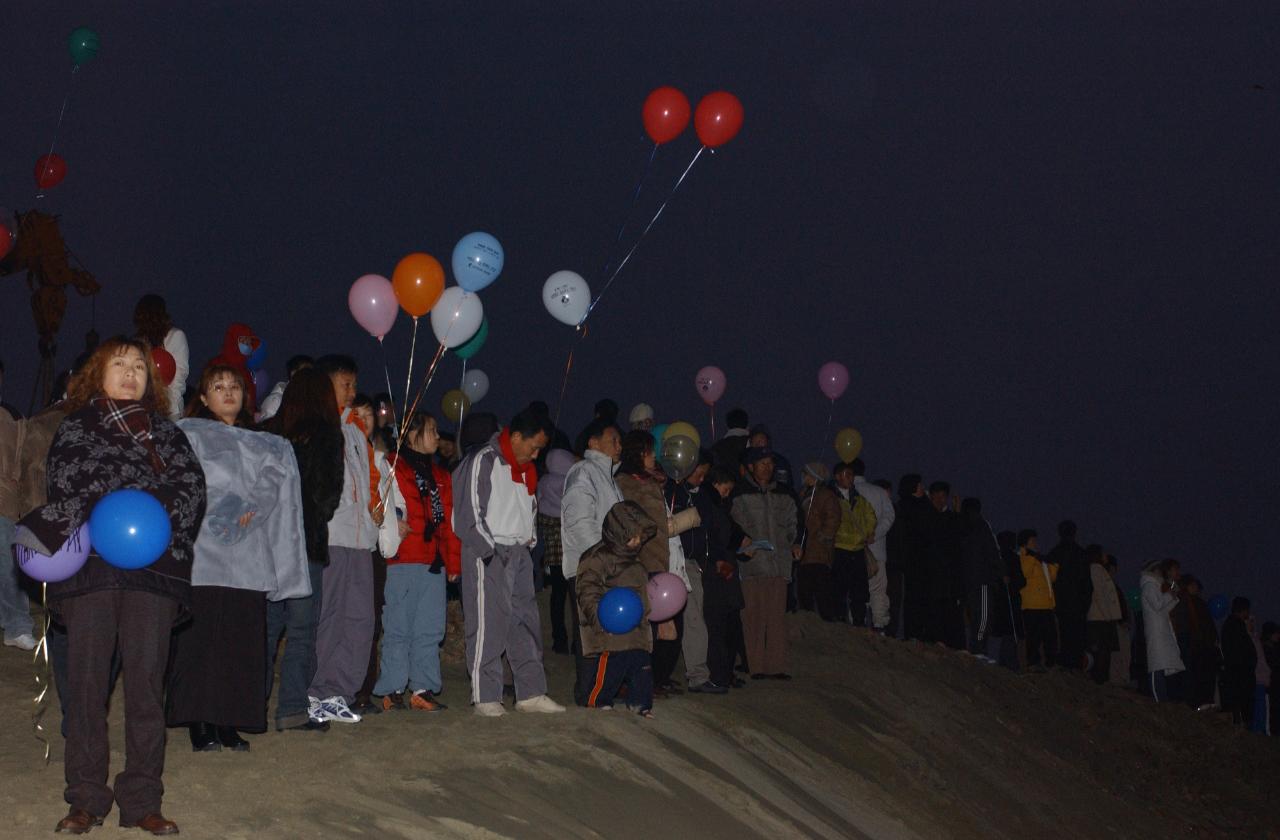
[
  {"xmin": 651, "ymin": 424, "xmax": 669, "ymax": 462},
  {"xmin": 452, "ymin": 231, "xmax": 504, "ymax": 293}
]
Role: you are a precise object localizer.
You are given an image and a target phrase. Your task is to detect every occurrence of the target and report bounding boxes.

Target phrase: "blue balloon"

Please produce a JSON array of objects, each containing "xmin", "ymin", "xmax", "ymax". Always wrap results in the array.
[
  {"xmin": 599, "ymin": 587, "xmax": 643, "ymax": 635},
  {"xmin": 89, "ymin": 489, "xmax": 172, "ymax": 570},
  {"xmin": 1208, "ymin": 594, "xmax": 1229, "ymax": 621},
  {"xmin": 451, "ymin": 231, "xmax": 504, "ymax": 292}
]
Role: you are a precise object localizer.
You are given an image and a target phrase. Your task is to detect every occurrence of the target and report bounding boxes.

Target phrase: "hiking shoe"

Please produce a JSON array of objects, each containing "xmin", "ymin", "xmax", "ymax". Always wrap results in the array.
[
  {"xmin": 381, "ymin": 692, "xmax": 406, "ymax": 712},
  {"xmin": 515, "ymin": 694, "xmax": 566, "ymax": 714},
  {"xmin": 687, "ymin": 681, "xmax": 729, "ymax": 695},
  {"xmin": 313, "ymin": 695, "xmax": 361, "ymax": 723},
  {"xmin": 474, "ymin": 701, "xmax": 506, "ymax": 717},
  {"xmin": 4, "ymin": 633, "xmax": 37, "ymax": 651},
  {"xmin": 410, "ymin": 690, "xmax": 447, "ymax": 712}
]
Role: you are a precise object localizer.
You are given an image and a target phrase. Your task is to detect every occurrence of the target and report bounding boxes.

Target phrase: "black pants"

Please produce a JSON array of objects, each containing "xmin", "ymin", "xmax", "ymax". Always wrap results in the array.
[
  {"xmin": 1024, "ymin": 609, "xmax": 1059, "ymax": 667},
  {"xmin": 887, "ymin": 569, "xmax": 905, "ymax": 639},
  {"xmin": 796, "ymin": 564, "xmax": 844, "ymax": 622},
  {"xmin": 60, "ymin": 589, "xmax": 178, "ymax": 823},
  {"xmin": 166, "ymin": 586, "xmax": 266, "ymax": 731},
  {"xmin": 575, "ymin": 649, "xmax": 653, "ymax": 711},
  {"xmin": 832, "ymin": 548, "xmax": 868, "ymax": 625},
  {"xmin": 355, "ymin": 551, "xmax": 388, "ymax": 703},
  {"xmin": 651, "ymin": 611, "xmax": 684, "ymax": 688},
  {"xmin": 1056, "ymin": 609, "xmax": 1087, "ymax": 670},
  {"xmin": 545, "ymin": 565, "xmax": 571, "ymax": 651},
  {"xmin": 704, "ymin": 582, "xmax": 739, "ymax": 686},
  {"xmin": 48, "ymin": 621, "xmax": 121, "ymax": 738}
]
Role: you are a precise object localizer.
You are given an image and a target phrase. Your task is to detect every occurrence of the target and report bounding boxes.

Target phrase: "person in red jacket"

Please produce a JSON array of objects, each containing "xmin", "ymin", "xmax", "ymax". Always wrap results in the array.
[{"xmin": 373, "ymin": 412, "xmax": 460, "ymax": 712}]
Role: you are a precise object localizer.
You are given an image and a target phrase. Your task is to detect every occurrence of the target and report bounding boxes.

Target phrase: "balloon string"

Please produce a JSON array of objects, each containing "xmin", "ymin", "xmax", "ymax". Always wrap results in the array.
[
  {"xmin": 709, "ymin": 403, "xmax": 716, "ymax": 441},
  {"xmin": 402, "ymin": 317, "xmax": 419, "ymax": 421},
  {"xmin": 596, "ymin": 143, "xmax": 659, "ymax": 283},
  {"xmin": 585, "ymin": 145, "xmax": 706, "ymax": 321},
  {"xmin": 377, "ymin": 341, "xmax": 448, "ymax": 515},
  {"xmin": 36, "ymin": 66, "xmax": 79, "ymax": 201},
  {"xmin": 377, "ymin": 338, "xmax": 399, "ymax": 436},
  {"xmin": 552, "ymin": 324, "xmax": 588, "ymax": 432},
  {"xmin": 32, "ymin": 582, "xmax": 51, "ymax": 764},
  {"xmin": 819, "ymin": 398, "xmax": 835, "ymax": 461},
  {"xmin": 458, "ymin": 358, "xmax": 468, "ymax": 429}
]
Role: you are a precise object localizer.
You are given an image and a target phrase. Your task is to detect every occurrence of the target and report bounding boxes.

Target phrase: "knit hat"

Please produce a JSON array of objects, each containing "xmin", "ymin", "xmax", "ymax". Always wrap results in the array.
[
  {"xmin": 803, "ymin": 461, "xmax": 829, "ymax": 482},
  {"xmin": 743, "ymin": 446, "xmax": 774, "ymax": 466},
  {"xmin": 628, "ymin": 402, "xmax": 654, "ymax": 424}
]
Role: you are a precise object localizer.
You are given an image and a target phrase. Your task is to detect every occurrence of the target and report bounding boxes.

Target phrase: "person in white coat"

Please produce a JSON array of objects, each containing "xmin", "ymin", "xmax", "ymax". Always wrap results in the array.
[
  {"xmin": 257, "ymin": 355, "xmax": 314, "ymax": 421},
  {"xmin": 1140, "ymin": 558, "xmax": 1185, "ymax": 702},
  {"xmin": 133, "ymin": 294, "xmax": 189, "ymax": 419},
  {"xmin": 560, "ymin": 419, "xmax": 623, "ymax": 654},
  {"xmin": 852, "ymin": 460, "xmax": 894, "ymax": 632}
]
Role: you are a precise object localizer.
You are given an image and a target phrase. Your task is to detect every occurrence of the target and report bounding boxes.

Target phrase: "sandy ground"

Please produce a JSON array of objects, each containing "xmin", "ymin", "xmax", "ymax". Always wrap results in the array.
[{"xmin": 1, "ymin": 597, "xmax": 1277, "ymax": 839}]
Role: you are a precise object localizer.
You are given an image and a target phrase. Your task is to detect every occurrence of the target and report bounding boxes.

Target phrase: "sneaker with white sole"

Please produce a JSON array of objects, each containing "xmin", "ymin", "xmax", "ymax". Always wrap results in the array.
[
  {"xmin": 474, "ymin": 701, "xmax": 506, "ymax": 717},
  {"xmin": 4, "ymin": 634, "xmax": 37, "ymax": 651},
  {"xmin": 515, "ymin": 694, "xmax": 566, "ymax": 714},
  {"xmin": 312, "ymin": 695, "xmax": 361, "ymax": 723}
]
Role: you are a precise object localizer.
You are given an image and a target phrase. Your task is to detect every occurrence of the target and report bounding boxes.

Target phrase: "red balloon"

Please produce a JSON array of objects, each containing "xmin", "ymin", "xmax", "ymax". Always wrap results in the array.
[
  {"xmin": 151, "ymin": 348, "xmax": 176, "ymax": 386},
  {"xmin": 694, "ymin": 91, "xmax": 744, "ymax": 148},
  {"xmin": 35, "ymin": 154, "xmax": 68, "ymax": 190},
  {"xmin": 642, "ymin": 86, "xmax": 691, "ymax": 145},
  {"xmin": 0, "ymin": 223, "xmax": 12, "ymax": 261}
]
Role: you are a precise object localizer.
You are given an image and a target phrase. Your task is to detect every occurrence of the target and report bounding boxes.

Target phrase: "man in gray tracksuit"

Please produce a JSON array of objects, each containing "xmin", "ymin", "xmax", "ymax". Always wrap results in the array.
[{"xmin": 452, "ymin": 410, "xmax": 565, "ymax": 716}]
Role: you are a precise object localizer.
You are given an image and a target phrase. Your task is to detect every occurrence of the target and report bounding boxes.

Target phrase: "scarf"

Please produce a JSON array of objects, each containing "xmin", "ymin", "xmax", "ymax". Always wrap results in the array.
[
  {"xmin": 400, "ymin": 449, "xmax": 444, "ymax": 532},
  {"xmin": 498, "ymin": 428, "xmax": 537, "ymax": 496},
  {"xmin": 92, "ymin": 396, "xmax": 165, "ymax": 472}
]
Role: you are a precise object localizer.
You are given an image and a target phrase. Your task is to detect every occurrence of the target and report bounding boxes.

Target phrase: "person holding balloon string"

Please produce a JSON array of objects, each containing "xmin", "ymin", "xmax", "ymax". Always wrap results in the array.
[
  {"xmin": 574, "ymin": 500, "xmax": 660, "ymax": 717},
  {"xmin": 15, "ymin": 336, "xmax": 206, "ymax": 836}
]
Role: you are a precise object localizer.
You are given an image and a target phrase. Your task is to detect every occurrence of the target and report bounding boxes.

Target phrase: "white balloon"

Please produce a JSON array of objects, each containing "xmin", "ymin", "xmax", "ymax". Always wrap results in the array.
[
  {"xmin": 430, "ymin": 286, "xmax": 484, "ymax": 348},
  {"xmin": 541, "ymin": 270, "xmax": 590, "ymax": 326},
  {"xmin": 461, "ymin": 368, "xmax": 489, "ymax": 404}
]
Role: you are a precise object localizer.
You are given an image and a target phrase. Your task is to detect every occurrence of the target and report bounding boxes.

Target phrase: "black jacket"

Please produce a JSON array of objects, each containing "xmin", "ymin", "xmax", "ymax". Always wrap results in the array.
[
  {"xmin": 289, "ymin": 422, "xmax": 344, "ymax": 566},
  {"xmin": 921, "ymin": 506, "xmax": 963, "ymax": 599},
  {"xmin": 1048, "ymin": 539, "xmax": 1092, "ymax": 616},
  {"xmin": 961, "ymin": 515, "xmax": 1004, "ymax": 589},
  {"xmin": 694, "ymin": 487, "xmax": 745, "ymax": 611}
]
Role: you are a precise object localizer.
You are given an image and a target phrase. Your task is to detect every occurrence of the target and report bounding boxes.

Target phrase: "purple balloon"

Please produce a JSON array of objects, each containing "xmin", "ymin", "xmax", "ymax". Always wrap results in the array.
[
  {"xmin": 818, "ymin": 361, "xmax": 849, "ymax": 401},
  {"xmin": 647, "ymin": 572, "xmax": 688, "ymax": 622},
  {"xmin": 14, "ymin": 523, "xmax": 91, "ymax": 583},
  {"xmin": 348, "ymin": 274, "xmax": 398, "ymax": 339},
  {"xmin": 695, "ymin": 365, "xmax": 726, "ymax": 406}
]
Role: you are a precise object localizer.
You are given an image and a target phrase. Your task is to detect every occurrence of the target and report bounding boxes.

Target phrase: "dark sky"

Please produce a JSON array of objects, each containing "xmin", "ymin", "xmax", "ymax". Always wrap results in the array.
[{"xmin": 4, "ymin": 2, "xmax": 1278, "ymax": 610}]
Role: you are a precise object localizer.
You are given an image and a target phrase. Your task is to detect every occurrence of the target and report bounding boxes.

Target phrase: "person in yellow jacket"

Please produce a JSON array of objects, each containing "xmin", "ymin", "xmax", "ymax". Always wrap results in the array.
[{"xmin": 1018, "ymin": 529, "xmax": 1059, "ymax": 669}]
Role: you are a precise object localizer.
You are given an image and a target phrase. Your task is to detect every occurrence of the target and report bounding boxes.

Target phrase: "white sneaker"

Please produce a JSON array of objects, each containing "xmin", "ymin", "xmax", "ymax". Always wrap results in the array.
[
  {"xmin": 4, "ymin": 634, "xmax": 37, "ymax": 651},
  {"xmin": 515, "ymin": 694, "xmax": 566, "ymax": 714},
  {"xmin": 313, "ymin": 695, "xmax": 361, "ymax": 723},
  {"xmin": 474, "ymin": 701, "xmax": 506, "ymax": 717}
]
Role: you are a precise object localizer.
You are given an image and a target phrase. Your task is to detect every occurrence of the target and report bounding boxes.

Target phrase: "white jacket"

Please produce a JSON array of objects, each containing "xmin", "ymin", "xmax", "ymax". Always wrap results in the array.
[
  {"xmin": 257, "ymin": 381, "xmax": 288, "ymax": 421},
  {"xmin": 1141, "ymin": 570, "xmax": 1184, "ymax": 675},
  {"xmin": 326, "ymin": 409, "xmax": 377, "ymax": 550},
  {"xmin": 164, "ymin": 327, "xmax": 190, "ymax": 420},
  {"xmin": 853, "ymin": 475, "xmax": 895, "ymax": 566},
  {"xmin": 560, "ymin": 449, "xmax": 622, "ymax": 579}
]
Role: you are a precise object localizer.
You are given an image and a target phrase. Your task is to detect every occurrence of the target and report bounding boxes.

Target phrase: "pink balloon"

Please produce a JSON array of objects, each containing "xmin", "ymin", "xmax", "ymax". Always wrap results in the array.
[
  {"xmin": 695, "ymin": 365, "xmax": 726, "ymax": 406},
  {"xmin": 817, "ymin": 361, "xmax": 849, "ymax": 401},
  {"xmin": 647, "ymin": 572, "xmax": 688, "ymax": 622},
  {"xmin": 348, "ymin": 274, "xmax": 398, "ymax": 339}
]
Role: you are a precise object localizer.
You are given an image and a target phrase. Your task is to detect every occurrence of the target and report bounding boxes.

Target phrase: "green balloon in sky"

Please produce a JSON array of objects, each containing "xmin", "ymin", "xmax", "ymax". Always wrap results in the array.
[
  {"xmin": 453, "ymin": 316, "xmax": 488, "ymax": 360},
  {"xmin": 68, "ymin": 27, "xmax": 100, "ymax": 67}
]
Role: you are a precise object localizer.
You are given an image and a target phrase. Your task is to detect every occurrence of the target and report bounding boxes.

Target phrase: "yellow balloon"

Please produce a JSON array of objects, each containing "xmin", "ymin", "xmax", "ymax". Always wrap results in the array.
[
  {"xmin": 441, "ymin": 389, "xmax": 471, "ymax": 424},
  {"xmin": 834, "ymin": 427, "xmax": 862, "ymax": 462},
  {"xmin": 662, "ymin": 421, "xmax": 701, "ymax": 449}
]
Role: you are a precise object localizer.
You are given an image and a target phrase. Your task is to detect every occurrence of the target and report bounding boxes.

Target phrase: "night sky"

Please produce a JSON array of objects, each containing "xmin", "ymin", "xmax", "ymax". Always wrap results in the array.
[{"xmin": 3, "ymin": 3, "xmax": 1278, "ymax": 610}]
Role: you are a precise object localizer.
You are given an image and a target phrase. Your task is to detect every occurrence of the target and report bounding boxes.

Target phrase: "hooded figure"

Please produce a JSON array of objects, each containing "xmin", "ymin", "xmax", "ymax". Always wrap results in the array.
[
  {"xmin": 576, "ymin": 501, "xmax": 657, "ymax": 657},
  {"xmin": 209, "ymin": 323, "xmax": 259, "ymax": 411}
]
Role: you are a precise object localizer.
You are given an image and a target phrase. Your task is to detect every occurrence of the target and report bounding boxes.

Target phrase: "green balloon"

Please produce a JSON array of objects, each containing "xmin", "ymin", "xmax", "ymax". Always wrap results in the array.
[
  {"xmin": 68, "ymin": 27, "xmax": 100, "ymax": 67},
  {"xmin": 454, "ymin": 316, "xmax": 488, "ymax": 360}
]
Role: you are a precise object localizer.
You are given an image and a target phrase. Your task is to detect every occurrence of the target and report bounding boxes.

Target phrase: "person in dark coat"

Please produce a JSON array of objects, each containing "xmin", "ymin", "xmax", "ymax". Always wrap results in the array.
[
  {"xmin": 1047, "ymin": 520, "xmax": 1092, "ymax": 670},
  {"xmin": 1171, "ymin": 575, "xmax": 1221, "ymax": 709},
  {"xmin": 960, "ymin": 498, "xmax": 1006, "ymax": 661},
  {"xmin": 921, "ymin": 481, "xmax": 964, "ymax": 648},
  {"xmin": 1262, "ymin": 621, "xmax": 1279, "ymax": 737},
  {"xmin": 994, "ymin": 530, "xmax": 1026, "ymax": 669},
  {"xmin": 18, "ymin": 336, "xmax": 207, "ymax": 836},
  {"xmin": 710, "ymin": 407, "xmax": 750, "ymax": 473},
  {"xmin": 697, "ymin": 465, "xmax": 748, "ymax": 690},
  {"xmin": 888, "ymin": 474, "xmax": 930, "ymax": 641},
  {"xmin": 1221, "ymin": 597, "xmax": 1257, "ymax": 727}
]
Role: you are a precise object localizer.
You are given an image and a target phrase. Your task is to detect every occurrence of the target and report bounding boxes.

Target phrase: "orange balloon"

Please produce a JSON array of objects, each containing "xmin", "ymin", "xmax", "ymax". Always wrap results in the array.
[{"xmin": 392, "ymin": 252, "xmax": 445, "ymax": 317}]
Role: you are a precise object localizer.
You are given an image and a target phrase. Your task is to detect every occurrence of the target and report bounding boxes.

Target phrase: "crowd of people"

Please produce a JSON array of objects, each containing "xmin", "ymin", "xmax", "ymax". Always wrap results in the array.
[{"xmin": 0, "ymin": 294, "xmax": 1275, "ymax": 835}]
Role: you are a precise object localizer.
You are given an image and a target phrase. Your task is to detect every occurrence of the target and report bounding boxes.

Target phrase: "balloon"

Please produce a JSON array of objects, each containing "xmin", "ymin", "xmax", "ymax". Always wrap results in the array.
[
  {"xmin": 694, "ymin": 91, "xmax": 744, "ymax": 148},
  {"xmin": 246, "ymin": 341, "xmax": 267, "ymax": 372},
  {"xmin": 0, "ymin": 223, "xmax": 12, "ymax": 261},
  {"xmin": 461, "ymin": 368, "xmax": 489, "ymax": 404},
  {"xmin": 151, "ymin": 347, "xmax": 176, "ymax": 385},
  {"xmin": 35, "ymin": 154, "xmax": 68, "ymax": 190},
  {"xmin": 662, "ymin": 421, "xmax": 701, "ymax": 449},
  {"xmin": 392, "ymin": 252, "xmax": 445, "ymax": 318},
  {"xmin": 1208, "ymin": 594, "xmax": 1229, "ymax": 621},
  {"xmin": 89, "ymin": 489, "xmax": 172, "ymax": 570},
  {"xmin": 454, "ymin": 316, "xmax": 488, "ymax": 360},
  {"xmin": 348, "ymin": 274, "xmax": 398, "ymax": 339},
  {"xmin": 651, "ymin": 424, "xmax": 669, "ymax": 457},
  {"xmin": 441, "ymin": 389, "xmax": 471, "ymax": 424},
  {"xmin": 253, "ymin": 367, "xmax": 271, "ymax": 400},
  {"xmin": 834, "ymin": 427, "xmax": 863, "ymax": 462},
  {"xmin": 542, "ymin": 270, "xmax": 590, "ymax": 326},
  {"xmin": 68, "ymin": 26, "xmax": 100, "ymax": 66},
  {"xmin": 430, "ymin": 286, "xmax": 484, "ymax": 348},
  {"xmin": 661, "ymin": 434, "xmax": 699, "ymax": 482},
  {"xmin": 642, "ymin": 86, "xmax": 691, "ymax": 144},
  {"xmin": 1127, "ymin": 589, "xmax": 1142, "ymax": 613},
  {"xmin": 451, "ymin": 231, "xmax": 504, "ymax": 293},
  {"xmin": 817, "ymin": 361, "xmax": 849, "ymax": 401},
  {"xmin": 647, "ymin": 572, "xmax": 688, "ymax": 621},
  {"xmin": 598, "ymin": 587, "xmax": 644, "ymax": 634},
  {"xmin": 14, "ymin": 523, "xmax": 90, "ymax": 583},
  {"xmin": 694, "ymin": 366, "xmax": 726, "ymax": 405}
]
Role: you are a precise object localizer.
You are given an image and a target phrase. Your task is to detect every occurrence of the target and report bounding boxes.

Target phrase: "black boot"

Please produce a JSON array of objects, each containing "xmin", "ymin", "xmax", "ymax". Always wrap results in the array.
[
  {"xmin": 216, "ymin": 726, "xmax": 250, "ymax": 752},
  {"xmin": 189, "ymin": 722, "xmax": 221, "ymax": 752}
]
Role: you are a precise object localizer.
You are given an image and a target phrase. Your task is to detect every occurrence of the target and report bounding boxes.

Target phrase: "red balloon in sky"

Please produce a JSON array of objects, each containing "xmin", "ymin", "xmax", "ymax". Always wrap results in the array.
[
  {"xmin": 694, "ymin": 91, "xmax": 744, "ymax": 148},
  {"xmin": 151, "ymin": 347, "xmax": 176, "ymax": 385},
  {"xmin": 642, "ymin": 86, "xmax": 691, "ymax": 145},
  {"xmin": 35, "ymin": 154, "xmax": 68, "ymax": 190}
]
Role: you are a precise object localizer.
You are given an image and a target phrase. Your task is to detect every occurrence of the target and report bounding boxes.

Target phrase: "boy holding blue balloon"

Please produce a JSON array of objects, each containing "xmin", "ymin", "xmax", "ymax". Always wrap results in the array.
[{"xmin": 574, "ymin": 501, "xmax": 657, "ymax": 717}]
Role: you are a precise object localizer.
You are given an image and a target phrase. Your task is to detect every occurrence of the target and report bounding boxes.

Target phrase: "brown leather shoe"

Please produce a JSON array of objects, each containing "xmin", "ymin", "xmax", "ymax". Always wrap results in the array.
[
  {"xmin": 54, "ymin": 808, "xmax": 104, "ymax": 834},
  {"xmin": 119, "ymin": 814, "xmax": 179, "ymax": 835}
]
